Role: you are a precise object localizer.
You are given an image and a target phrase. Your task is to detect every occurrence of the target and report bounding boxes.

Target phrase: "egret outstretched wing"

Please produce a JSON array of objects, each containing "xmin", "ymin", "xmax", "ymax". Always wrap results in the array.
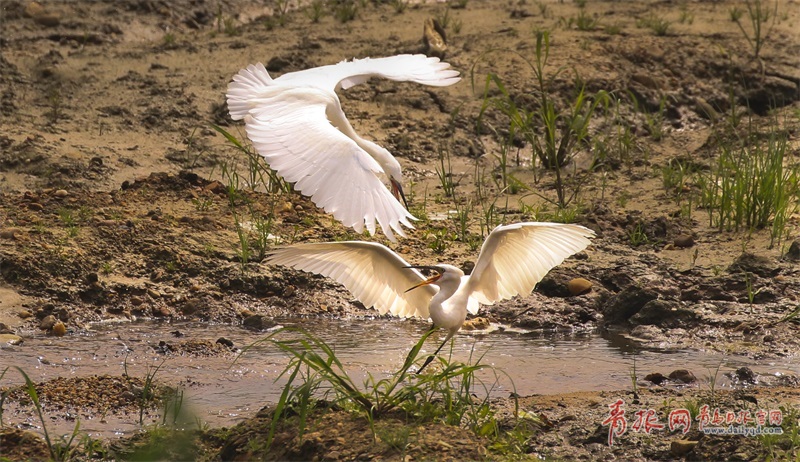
[
  {"xmin": 276, "ymin": 54, "xmax": 461, "ymax": 91},
  {"xmin": 239, "ymin": 85, "xmax": 414, "ymax": 241},
  {"xmin": 465, "ymin": 223, "xmax": 595, "ymax": 309},
  {"xmin": 266, "ymin": 241, "xmax": 437, "ymax": 319}
]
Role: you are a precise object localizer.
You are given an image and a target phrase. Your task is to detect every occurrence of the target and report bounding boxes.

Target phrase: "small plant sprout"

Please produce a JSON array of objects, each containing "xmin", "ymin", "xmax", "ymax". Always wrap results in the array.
[{"xmin": 733, "ymin": 0, "xmax": 778, "ymax": 59}]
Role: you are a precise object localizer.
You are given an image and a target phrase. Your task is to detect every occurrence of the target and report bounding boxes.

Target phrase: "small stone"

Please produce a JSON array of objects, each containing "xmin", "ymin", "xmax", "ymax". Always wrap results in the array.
[
  {"xmin": 644, "ymin": 372, "xmax": 667, "ymax": 385},
  {"xmin": 147, "ymin": 289, "xmax": 161, "ymax": 298},
  {"xmin": 152, "ymin": 306, "xmax": 170, "ymax": 317},
  {"xmin": 0, "ymin": 228, "xmax": 20, "ymax": 239},
  {"xmin": 130, "ymin": 296, "xmax": 144, "ymax": 306},
  {"xmin": 784, "ymin": 241, "xmax": 800, "ymax": 261},
  {"xmin": 181, "ymin": 297, "xmax": 202, "ymax": 315},
  {"xmin": 28, "ymin": 203, "xmax": 44, "ymax": 211},
  {"xmin": 54, "ymin": 189, "xmax": 69, "ymax": 197},
  {"xmin": 239, "ymin": 308, "xmax": 255, "ymax": 318},
  {"xmin": 18, "ymin": 310, "xmax": 34, "ymax": 319},
  {"xmin": 0, "ymin": 323, "xmax": 12, "ymax": 334},
  {"xmin": 216, "ymin": 337, "xmax": 234, "ymax": 348},
  {"xmin": 674, "ymin": 234, "xmax": 695, "ymax": 248},
  {"xmin": 39, "ymin": 314, "xmax": 57, "ymax": 331},
  {"xmin": 50, "ymin": 321, "xmax": 66, "ymax": 337},
  {"xmin": 668, "ymin": 369, "xmax": 697, "ymax": 384},
  {"xmin": 567, "ymin": 277, "xmax": 592, "ymax": 295},
  {"xmin": 243, "ymin": 315, "xmax": 276, "ymax": 331},
  {"xmin": 734, "ymin": 366, "xmax": 757, "ymax": 384},
  {"xmin": 462, "ymin": 317, "xmax": 490, "ymax": 330},
  {"xmin": 0, "ymin": 333, "xmax": 24, "ymax": 345},
  {"xmin": 280, "ymin": 202, "xmax": 293, "ymax": 213},
  {"xmin": 670, "ymin": 439, "xmax": 697, "ymax": 456},
  {"xmin": 24, "ymin": 2, "xmax": 60, "ymax": 27}
]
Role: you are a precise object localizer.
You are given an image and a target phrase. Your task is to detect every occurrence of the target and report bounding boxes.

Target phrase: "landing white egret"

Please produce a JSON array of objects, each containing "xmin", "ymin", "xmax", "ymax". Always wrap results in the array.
[
  {"xmin": 265, "ymin": 222, "xmax": 595, "ymax": 372},
  {"xmin": 226, "ymin": 54, "xmax": 461, "ymax": 242}
]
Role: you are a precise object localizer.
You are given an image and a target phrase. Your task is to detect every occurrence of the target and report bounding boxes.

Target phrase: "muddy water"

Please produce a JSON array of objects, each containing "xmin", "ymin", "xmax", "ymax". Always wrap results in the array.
[{"xmin": 3, "ymin": 318, "xmax": 797, "ymax": 439}]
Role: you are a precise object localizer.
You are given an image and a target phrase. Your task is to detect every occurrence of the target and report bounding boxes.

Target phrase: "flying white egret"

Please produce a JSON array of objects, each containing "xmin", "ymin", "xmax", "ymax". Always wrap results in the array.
[
  {"xmin": 265, "ymin": 222, "xmax": 595, "ymax": 372},
  {"xmin": 226, "ymin": 54, "xmax": 461, "ymax": 242}
]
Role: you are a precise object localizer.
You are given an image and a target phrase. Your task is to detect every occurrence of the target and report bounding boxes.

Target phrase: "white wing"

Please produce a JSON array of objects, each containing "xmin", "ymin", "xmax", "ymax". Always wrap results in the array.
[
  {"xmin": 465, "ymin": 223, "xmax": 595, "ymax": 310},
  {"xmin": 275, "ymin": 54, "xmax": 461, "ymax": 91},
  {"xmin": 265, "ymin": 242, "xmax": 437, "ymax": 319},
  {"xmin": 227, "ymin": 69, "xmax": 414, "ymax": 241}
]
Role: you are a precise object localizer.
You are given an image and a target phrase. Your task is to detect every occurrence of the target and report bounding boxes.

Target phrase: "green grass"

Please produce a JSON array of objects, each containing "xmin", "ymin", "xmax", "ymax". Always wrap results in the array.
[
  {"xmin": 697, "ymin": 129, "xmax": 798, "ymax": 248},
  {"xmin": 476, "ymin": 31, "xmax": 608, "ymax": 210},
  {"xmin": 733, "ymin": 0, "xmax": 778, "ymax": 59},
  {"xmin": 238, "ymin": 327, "xmax": 520, "ymax": 454}
]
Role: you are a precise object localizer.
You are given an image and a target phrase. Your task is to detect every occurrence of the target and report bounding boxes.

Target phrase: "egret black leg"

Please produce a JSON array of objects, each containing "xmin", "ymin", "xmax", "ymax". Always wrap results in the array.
[{"xmin": 416, "ymin": 335, "xmax": 450, "ymax": 374}]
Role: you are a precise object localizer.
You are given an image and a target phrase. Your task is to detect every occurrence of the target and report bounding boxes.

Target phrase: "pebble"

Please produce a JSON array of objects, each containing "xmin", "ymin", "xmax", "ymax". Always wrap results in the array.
[
  {"xmin": 25, "ymin": 1, "xmax": 60, "ymax": 27},
  {"xmin": 51, "ymin": 321, "xmax": 66, "ymax": 337},
  {"xmin": 152, "ymin": 306, "xmax": 171, "ymax": 317},
  {"xmin": 0, "ymin": 323, "xmax": 12, "ymax": 334},
  {"xmin": 668, "ymin": 369, "xmax": 697, "ymax": 384},
  {"xmin": 18, "ymin": 309, "xmax": 34, "ymax": 319},
  {"xmin": 567, "ymin": 277, "xmax": 592, "ymax": 295},
  {"xmin": 54, "ymin": 189, "xmax": 69, "ymax": 197},
  {"xmin": 462, "ymin": 317, "xmax": 490, "ymax": 330},
  {"xmin": 0, "ymin": 228, "xmax": 20, "ymax": 239},
  {"xmin": 674, "ymin": 234, "xmax": 695, "ymax": 248},
  {"xmin": 243, "ymin": 314, "xmax": 277, "ymax": 331},
  {"xmin": 28, "ymin": 203, "xmax": 44, "ymax": 211},
  {"xmin": 147, "ymin": 288, "xmax": 161, "ymax": 299},
  {"xmin": 670, "ymin": 439, "xmax": 697, "ymax": 456},
  {"xmin": 39, "ymin": 314, "xmax": 58, "ymax": 331},
  {"xmin": 239, "ymin": 308, "xmax": 255, "ymax": 318},
  {"xmin": 644, "ymin": 372, "xmax": 667, "ymax": 385},
  {"xmin": 0, "ymin": 333, "xmax": 24, "ymax": 345}
]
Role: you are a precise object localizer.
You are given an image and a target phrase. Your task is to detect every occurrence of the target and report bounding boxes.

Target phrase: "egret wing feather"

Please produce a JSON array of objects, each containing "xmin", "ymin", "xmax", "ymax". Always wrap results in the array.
[
  {"xmin": 241, "ymin": 87, "xmax": 411, "ymax": 241},
  {"xmin": 465, "ymin": 223, "xmax": 595, "ymax": 308},
  {"xmin": 266, "ymin": 242, "xmax": 437, "ymax": 319},
  {"xmin": 275, "ymin": 54, "xmax": 461, "ymax": 90}
]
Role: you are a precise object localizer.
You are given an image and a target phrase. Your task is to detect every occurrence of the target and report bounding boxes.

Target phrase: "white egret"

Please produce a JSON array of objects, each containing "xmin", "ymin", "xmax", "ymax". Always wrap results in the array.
[
  {"xmin": 265, "ymin": 222, "xmax": 595, "ymax": 372},
  {"xmin": 226, "ymin": 54, "xmax": 461, "ymax": 242}
]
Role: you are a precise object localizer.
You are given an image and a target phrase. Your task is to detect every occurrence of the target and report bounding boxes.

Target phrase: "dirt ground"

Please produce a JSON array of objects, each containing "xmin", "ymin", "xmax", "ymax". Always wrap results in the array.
[{"xmin": 1, "ymin": 0, "xmax": 800, "ymax": 460}]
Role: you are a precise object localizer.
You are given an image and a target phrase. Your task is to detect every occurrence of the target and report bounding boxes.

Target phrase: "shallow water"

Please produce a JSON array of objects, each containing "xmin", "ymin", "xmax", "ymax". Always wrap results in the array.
[{"xmin": 2, "ymin": 317, "xmax": 797, "ymax": 439}]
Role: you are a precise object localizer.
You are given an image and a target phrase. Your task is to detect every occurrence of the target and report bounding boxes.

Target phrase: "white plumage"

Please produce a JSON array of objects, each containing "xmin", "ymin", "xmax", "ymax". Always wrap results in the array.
[
  {"xmin": 266, "ymin": 222, "xmax": 596, "ymax": 371},
  {"xmin": 226, "ymin": 54, "xmax": 461, "ymax": 242}
]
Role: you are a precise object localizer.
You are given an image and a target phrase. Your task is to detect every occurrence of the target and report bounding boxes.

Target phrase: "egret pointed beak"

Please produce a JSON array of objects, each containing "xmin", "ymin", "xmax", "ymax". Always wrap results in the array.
[
  {"xmin": 403, "ymin": 265, "xmax": 443, "ymax": 292},
  {"xmin": 391, "ymin": 178, "xmax": 409, "ymax": 210}
]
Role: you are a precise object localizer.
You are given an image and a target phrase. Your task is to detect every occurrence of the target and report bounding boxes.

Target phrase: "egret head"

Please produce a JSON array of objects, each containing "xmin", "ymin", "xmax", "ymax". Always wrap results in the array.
[{"xmin": 403, "ymin": 264, "xmax": 463, "ymax": 292}]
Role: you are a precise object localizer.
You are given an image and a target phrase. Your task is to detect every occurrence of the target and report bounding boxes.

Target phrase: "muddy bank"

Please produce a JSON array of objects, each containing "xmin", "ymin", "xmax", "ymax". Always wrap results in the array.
[{"xmin": 1, "ymin": 0, "xmax": 800, "ymax": 460}]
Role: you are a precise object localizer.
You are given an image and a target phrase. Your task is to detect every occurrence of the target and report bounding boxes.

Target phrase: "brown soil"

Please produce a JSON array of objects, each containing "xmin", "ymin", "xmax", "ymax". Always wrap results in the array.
[{"xmin": 1, "ymin": 0, "xmax": 799, "ymax": 460}]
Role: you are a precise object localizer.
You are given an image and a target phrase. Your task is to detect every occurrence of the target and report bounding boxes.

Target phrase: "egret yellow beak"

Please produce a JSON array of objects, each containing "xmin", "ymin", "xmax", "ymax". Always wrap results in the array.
[{"xmin": 403, "ymin": 265, "xmax": 443, "ymax": 292}]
